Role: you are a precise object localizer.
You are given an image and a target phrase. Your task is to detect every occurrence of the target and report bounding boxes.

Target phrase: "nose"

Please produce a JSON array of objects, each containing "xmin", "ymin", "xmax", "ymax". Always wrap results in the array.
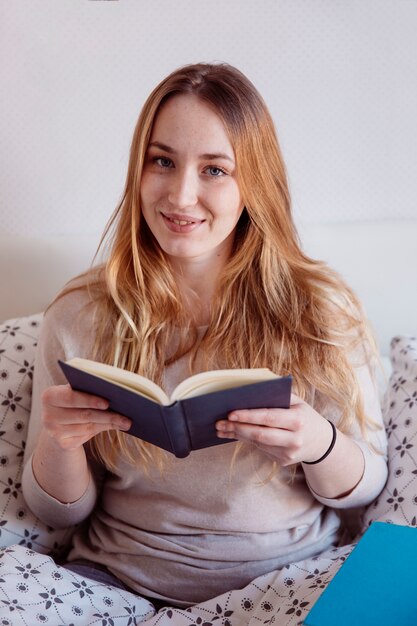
[{"xmin": 167, "ymin": 167, "xmax": 198, "ymax": 209}]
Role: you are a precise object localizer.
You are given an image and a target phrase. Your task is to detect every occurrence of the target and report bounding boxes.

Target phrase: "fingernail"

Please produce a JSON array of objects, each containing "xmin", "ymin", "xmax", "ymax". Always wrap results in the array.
[{"xmin": 120, "ymin": 420, "xmax": 131, "ymax": 430}]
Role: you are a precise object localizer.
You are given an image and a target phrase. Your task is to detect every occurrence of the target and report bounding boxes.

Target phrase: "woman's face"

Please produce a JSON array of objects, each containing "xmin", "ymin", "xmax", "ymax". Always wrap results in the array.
[{"xmin": 140, "ymin": 95, "xmax": 244, "ymax": 269}]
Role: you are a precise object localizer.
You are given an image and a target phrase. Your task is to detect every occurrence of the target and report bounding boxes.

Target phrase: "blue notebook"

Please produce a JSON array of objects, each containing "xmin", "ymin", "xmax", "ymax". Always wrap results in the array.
[{"xmin": 304, "ymin": 522, "xmax": 417, "ymax": 626}]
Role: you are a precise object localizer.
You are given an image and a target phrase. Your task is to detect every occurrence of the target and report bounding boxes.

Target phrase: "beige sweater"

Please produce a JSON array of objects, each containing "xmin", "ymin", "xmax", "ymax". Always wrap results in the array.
[{"xmin": 22, "ymin": 291, "xmax": 388, "ymax": 607}]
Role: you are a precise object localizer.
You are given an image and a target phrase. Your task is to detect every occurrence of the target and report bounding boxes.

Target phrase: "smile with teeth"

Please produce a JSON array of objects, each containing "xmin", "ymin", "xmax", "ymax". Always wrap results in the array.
[
  {"xmin": 162, "ymin": 212, "xmax": 203, "ymax": 226},
  {"xmin": 171, "ymin": 218, "xmax": 195, "ymax": 226}
]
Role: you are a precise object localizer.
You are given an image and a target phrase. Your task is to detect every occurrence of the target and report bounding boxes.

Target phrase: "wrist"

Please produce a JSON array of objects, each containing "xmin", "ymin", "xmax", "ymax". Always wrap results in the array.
[
  {"xmin": 32, "ymin": 430, "xmax": 89, "ymax": 502},
  {"xmin": 302, "ymin": 419, "xmax": 337, "ymax": 465}
]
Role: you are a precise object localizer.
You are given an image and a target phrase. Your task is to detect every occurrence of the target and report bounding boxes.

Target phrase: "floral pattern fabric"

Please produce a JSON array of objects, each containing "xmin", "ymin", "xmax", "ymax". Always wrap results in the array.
[
  {"xmin": 0, "ymin": 314, "xmax": 74, "ymax": 556},
  {"xmin": 362, "ymin": 335, "xmax": 417, "ymax": 529}
]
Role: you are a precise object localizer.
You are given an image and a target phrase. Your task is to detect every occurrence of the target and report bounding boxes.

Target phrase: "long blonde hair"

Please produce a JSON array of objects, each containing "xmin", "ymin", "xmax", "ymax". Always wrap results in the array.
[{"xmin": 61, "ymin": 63, "xmax": 377, "ymax": 470}]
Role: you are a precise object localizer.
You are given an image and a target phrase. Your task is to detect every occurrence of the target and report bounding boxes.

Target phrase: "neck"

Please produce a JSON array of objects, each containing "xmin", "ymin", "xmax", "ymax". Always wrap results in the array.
[
  {"xmin": 173, "ymin": 263, "xmax": 218, "ymax": 326},
  {"xmin": 169, "ymin": 247, "xmax": 231, "ymax": 326}
]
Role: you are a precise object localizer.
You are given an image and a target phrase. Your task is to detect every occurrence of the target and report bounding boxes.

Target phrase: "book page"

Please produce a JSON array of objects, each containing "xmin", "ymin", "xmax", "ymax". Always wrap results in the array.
[
  {"xmin": 171, "ymin": 368, "xmax": 279, "ymax": 401},
  {"xmin": 66, "ymin": 358, "xmax": 169, "ymax": 404}
]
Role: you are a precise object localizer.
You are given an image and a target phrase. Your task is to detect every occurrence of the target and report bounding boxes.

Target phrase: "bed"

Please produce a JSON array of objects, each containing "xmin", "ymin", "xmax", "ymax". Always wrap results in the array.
[{"xmin": 0, "ymin": 218, "xmax": 416, "ymax": 625}]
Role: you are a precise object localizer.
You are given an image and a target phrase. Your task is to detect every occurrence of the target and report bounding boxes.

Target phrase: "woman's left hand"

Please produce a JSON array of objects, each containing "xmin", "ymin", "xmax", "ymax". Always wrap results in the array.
[{"xmin": 216, "ymin": 394, "xmax": 335, "ymax": 466}]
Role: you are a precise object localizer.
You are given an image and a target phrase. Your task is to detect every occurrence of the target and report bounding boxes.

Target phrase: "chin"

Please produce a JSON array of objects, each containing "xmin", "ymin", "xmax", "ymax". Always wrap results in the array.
[{"xmin": 159, "ymin": 243, "xmax": 200, "ymax": 260}]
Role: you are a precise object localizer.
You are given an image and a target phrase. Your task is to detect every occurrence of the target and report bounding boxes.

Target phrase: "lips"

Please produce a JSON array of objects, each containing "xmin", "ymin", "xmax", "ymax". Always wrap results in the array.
[
  {"xmin": 161, "ymin": 212, "xmax": 204, "ymax": 225},
  {"xmin": 160, "ymin": 211, "xmax": 205, "ymax": 234}
]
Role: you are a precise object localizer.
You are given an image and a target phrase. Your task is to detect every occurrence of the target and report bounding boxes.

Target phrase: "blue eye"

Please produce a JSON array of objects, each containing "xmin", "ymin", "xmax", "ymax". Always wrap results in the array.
[
  {"xmin": 155, "ymin": 157, "xmax": 173, "ymax": 168},
  {"xmin": 207, "ymin": 166, "xmax": 226, "ymax": 177}
]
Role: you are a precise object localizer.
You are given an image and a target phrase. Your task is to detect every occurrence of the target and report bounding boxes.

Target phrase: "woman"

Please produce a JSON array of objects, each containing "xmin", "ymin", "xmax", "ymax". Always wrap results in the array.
[{"xmin": 22, "ymin": 62, "xmax": 387, "ymax": 609}]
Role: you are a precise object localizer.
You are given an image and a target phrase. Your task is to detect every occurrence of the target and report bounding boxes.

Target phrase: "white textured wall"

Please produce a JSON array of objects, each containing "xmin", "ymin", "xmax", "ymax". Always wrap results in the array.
[{"xmin": 1, "ymin": 0, "xmax": 416, "ymax": 236}]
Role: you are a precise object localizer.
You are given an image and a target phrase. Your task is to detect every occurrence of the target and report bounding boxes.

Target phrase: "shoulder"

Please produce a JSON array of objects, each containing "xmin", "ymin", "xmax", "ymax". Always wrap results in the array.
[
  {"xmin": 41, "ymin": 271, "xmax": 104, "ymax": 360},
  {"xmin": 45, "ymin": 285, "xmax": 91, "ymax": 332}
]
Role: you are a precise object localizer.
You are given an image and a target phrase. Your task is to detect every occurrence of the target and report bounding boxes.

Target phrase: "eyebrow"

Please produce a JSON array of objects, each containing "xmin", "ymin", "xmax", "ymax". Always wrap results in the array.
[{"xmin": 148, "ymin": 141, "xmax": 235, "ymax": 163}]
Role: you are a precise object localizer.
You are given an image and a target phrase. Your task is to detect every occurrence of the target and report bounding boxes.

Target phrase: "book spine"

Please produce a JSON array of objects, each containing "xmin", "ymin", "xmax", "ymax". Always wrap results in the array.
[{"xmin": 161, "ymin": 402, "xmax": 192, "ymax": 458}]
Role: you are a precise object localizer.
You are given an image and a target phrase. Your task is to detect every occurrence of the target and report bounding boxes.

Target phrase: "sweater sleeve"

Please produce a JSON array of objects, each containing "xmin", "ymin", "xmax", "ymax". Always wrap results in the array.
[
  {"xmin": 22, "ymin": 291, "xmax": 101, "ymax": 527},
  {"xmin": 308, "ymin": 356, "xmax": 388, "ymax": 510},
  {"xmin": 22, "ymin": 452, "xmax": 98, "ymax": 529}
]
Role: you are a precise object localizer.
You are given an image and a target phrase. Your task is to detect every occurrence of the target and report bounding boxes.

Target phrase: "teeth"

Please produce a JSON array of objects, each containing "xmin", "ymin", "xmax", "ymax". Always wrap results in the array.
[{"xmin": 171, "ymin": 218, "xmax": 194, "ymax": 225}]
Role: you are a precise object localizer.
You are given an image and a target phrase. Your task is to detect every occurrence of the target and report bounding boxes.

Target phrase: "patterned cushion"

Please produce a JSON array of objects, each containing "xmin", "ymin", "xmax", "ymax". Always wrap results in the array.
[
  {"xmin": 363, "ymin": 335, "xmax": 417, "ymax": 528},
  {"xmin": 0, "ymin": 314, "xmax": 74, "ymax": 556}
]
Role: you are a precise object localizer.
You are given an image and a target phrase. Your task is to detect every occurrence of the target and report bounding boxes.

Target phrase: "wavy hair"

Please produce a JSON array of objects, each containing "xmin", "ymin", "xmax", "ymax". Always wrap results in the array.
[{"xmin": 61, "ymin": 63, "xmax": 378, "ymax": 471}]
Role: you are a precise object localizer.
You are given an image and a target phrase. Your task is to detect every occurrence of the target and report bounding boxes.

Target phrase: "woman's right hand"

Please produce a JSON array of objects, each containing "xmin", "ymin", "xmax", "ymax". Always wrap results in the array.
[{"xmin": 41, "ymin": 384, "xmax": 131, "ymax": 450}]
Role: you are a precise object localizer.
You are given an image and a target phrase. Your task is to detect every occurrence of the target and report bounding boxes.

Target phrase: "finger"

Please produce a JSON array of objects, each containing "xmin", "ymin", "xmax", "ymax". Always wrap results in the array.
[
  {"xmin": 217, "ymin": 421, "xmax": 297, "ymax": 448},
  {"xmin": 43, "ymin": 408, "xmax": 131, "ymax": 431},
  {"xmin": 225, "ymin": 407, "xmax": 299, "ymax": 430},
  {"xmin": 50, "ymin": 422, "xmax": 128, "ymax": 450},
  {"xmin": 42, "ymin": 385, "xmax": 110, "ymax": 410}
]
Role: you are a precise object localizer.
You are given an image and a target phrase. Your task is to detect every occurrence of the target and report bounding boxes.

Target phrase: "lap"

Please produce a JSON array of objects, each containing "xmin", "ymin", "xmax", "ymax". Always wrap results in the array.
[
  {"xmin": 0, "ymin": 541, "xmax": 353, "ymax": 626},
  {"xmin": 62, "ymin": 558, "xmax": 171, "ymax": 611}
]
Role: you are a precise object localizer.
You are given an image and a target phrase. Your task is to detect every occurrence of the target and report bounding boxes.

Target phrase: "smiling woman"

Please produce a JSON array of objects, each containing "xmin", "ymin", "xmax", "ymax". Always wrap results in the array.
[{"xmin": 21, "ymin": 63, "xmax": 387, "ymax": 610}]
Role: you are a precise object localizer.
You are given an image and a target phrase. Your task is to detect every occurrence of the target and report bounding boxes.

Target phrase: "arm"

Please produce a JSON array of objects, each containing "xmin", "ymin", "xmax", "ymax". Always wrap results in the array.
[
  {"xmin": 23, "ymin": 386, "xmax": 130, "ymax": 529},
  {"xmin": 22, "ymin": 295, "xmax": 131, "ymax": 528},
  {"xmin": 216, "ymin": 356, "xmax": 387, "ymax": 508},
  {"xmin": 33, "ymin": 382, "xmax": 132, "ymax": 500},
  {"xmin": 304, "ymin": 360, "xmax": 388, "ymax": 508}
]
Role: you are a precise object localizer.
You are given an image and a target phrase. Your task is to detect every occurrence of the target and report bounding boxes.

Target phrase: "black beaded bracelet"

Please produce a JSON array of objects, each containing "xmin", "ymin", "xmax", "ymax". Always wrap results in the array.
[{"xmin": 303, "ymin": 419, "xmax": 337, "ymax": 465}]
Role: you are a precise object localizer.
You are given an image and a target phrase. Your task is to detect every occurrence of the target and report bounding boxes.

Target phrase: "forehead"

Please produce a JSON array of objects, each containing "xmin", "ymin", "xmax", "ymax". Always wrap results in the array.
[{"xmin": 149, "ymin": 94, "xmax": 234, "ymax": 153}]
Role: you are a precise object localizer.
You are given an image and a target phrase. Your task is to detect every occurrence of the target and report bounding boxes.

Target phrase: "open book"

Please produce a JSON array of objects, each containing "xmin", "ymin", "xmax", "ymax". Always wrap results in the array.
[{"xmin": 58, "ymin": 358, "xmax": 292, "ymax": 458}]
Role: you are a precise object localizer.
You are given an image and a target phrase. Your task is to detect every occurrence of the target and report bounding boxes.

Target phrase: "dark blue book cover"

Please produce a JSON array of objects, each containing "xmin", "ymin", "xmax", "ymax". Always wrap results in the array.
[
  {"xmin": 58, "ymin": 360, "xmax": 292, "ymax": 458},
  {"xmin": 304, "ymin": 522, "xmax": 417, "ymax": 626}
]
